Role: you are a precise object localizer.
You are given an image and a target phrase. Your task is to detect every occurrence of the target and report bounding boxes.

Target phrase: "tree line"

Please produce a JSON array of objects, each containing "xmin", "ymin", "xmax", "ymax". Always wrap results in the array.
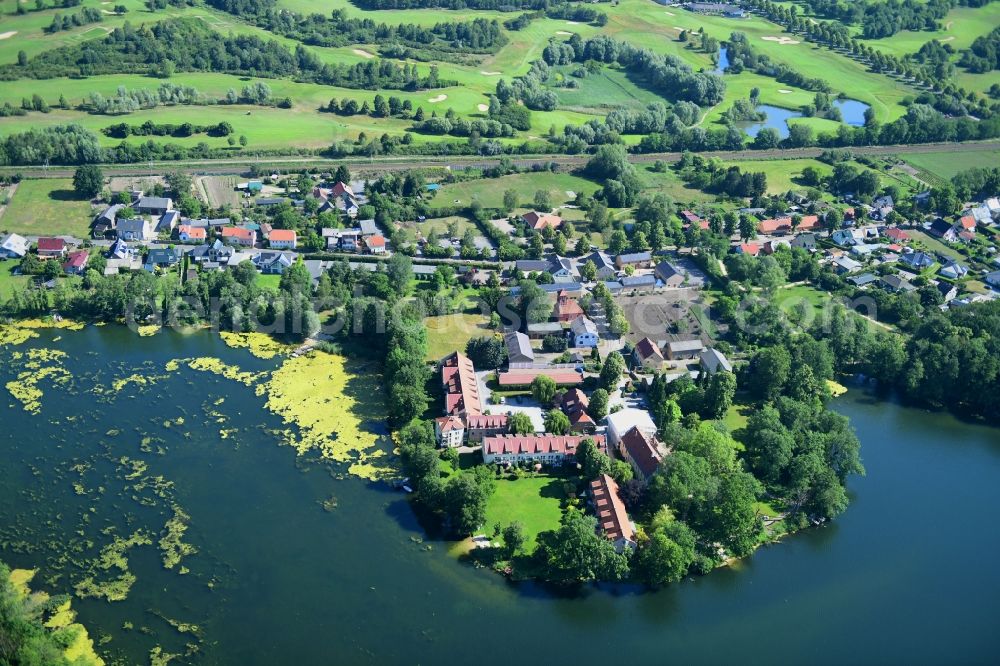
[{"xmin": 3, "ymin": 19, "xmax": 453, "ymax": 92}]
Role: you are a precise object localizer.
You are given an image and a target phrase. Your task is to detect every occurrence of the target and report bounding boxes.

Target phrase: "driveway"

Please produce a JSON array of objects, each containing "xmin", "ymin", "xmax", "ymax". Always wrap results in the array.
[{"xmin": 476, "ymin": 369, "xmax": 546, "ymax": 432}]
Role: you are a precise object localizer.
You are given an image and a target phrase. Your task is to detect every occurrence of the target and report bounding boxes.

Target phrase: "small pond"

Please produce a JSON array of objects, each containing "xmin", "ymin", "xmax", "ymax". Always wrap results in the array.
[{"xmin": 736, "ymin": 99, "xmax": 871, "ymax": 138}]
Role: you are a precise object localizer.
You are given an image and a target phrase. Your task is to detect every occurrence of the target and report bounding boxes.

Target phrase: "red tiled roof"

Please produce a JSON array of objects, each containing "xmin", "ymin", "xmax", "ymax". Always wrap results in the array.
[
  {"xmin": 844, "ymin": 207, "xmax": 856, "ymax": 220},
  {"xmin": 561, "ymin": 388, "xmax": 589, "ymax": 414},
  {"xmin": 959, "ymin": 216, "xmax": 976, "ymax": 230},
  {"xmin": 554, "ymin": 294, "xmax": 584, "ymax": 320},
  {"xmin": 483, "ymin": 434, "xmax": 604, "ymax": 457},
  {"xmin": 441, "ymin": 351, "xmax": 481, "ymax": 416},
  {"xmin": 222, "ymin": 227, "xmax": 255, "ymax": 240},
  {"xmin": 885, "ymin": 228, "xmax": 910, "ymax": 241},
  {"xmin": 797, "ymin": 215, "xmax": 820, "ymax": 230},
  {"xmin": 62, "ymin": 250, "xmax": 88, "ymax": 269},
  {"xmin": 523, "ymin": 211, "xmax": 562, "ymax": 230},
  {"xmin": 269, "ymin": 229, "xmax": 296, "ymax": 242},
  {"xmin": 37, "ymin": 237, "xmax": 65, "ymax": 252},
  {"xmin": 366, "ymin": 235, "xmax": 386, "ymax": 248},
  {"xmin": 739, "ymin": 243, "xmax": 761, "ymax": 256},
  {"xmin": 331, "ymin": 181, "xmax": 353, "ymax": 197},
  {"xmin": 435, "ymin": 415, "xmax": 464, "ymax": 433},
  {"xmin": 758, "ymin": 218, "xmax": 791, "ymax": 234},
  {"xmin": 590, "ymin": 474, "xmax": 634, "ymax": 543},
  {"xmin": 178, "ymin": 225, "xmax": 207, "ymax": 239},
  {"xmin": 466, "ymin": 413, "xmax": 508, "ymax": 430},
  {"xmin": 570, "ymin": 410, "xmax": 595, "ymax": 426},
  {"xmin": 497, "ymin": 369, "xmax": 582, "ymax": 387},
  {"xmin": 620, "ymin": 426, "xmax": 663, "ymax": 478},
  {"xmin": 634, "ymin": 337, "xmax": 663, "ymax": 362}
]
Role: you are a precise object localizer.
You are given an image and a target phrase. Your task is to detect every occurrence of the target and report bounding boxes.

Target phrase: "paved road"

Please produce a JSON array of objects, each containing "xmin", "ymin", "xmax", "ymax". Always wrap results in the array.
[{"xmin": 3, "ymin": 140, "xmax": 997, "ymax": 179}]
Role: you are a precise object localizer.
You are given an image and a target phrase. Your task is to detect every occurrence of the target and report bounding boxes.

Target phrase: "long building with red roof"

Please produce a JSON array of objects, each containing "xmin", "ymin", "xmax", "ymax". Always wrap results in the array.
[
  {"xmin": 497, "ymin": 368, "xmax": 582, "ymax": 387},
  {"xmin": 589, "ymin": 474, "xmax": 636, "ymax": 552},
  {"xmin": 441, "ymin": 351, "xmax": 481, "ymax": 417},
  {"xmin": 482, "ymin": 434, "xmax": 604, "ymax": 465}
]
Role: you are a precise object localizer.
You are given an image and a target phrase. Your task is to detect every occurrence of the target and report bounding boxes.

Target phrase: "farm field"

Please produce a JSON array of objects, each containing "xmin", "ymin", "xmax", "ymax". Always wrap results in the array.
[{"xmin": 0, "ymin": 179, "xmax": 95, "ymax": 237}]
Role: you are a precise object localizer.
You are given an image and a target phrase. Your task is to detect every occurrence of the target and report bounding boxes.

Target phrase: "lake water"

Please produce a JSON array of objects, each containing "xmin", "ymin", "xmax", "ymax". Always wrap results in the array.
[
  {"xmin": 716, "ymin": 47, "xmax": 729, "ymax": 74},
  {"xmin": 1, "ymin": 328, "xmax": 999, "ymax": 664},
  {"xmin": 736, "ymin": 100, "xmax": 871, "ymax": 138}
]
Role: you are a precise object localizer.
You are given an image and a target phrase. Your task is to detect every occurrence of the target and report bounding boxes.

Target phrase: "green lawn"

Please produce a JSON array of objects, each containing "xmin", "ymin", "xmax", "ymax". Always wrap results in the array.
[
  {"xmin": 483, "ymin": 475, "xmax": 569, "ymax": 549},
  {"xmin": 552, "ymin": 66, "xmax": 665, "ymax": 112},
  {"xmin": 256, "ymin": 274, "xmax": 282, "ymax": 290},
  {"xmin": 723, "ymin": 158, "xmax": 833, "ymax": 194},
  {"xmin": 424, "ymin": 312, "xmax": 491, "ymax": 361},
  {"xmin": 903, "ymin": 149, "xmax": 1000, "ymax": 182},
  {"xmin": 0, "ymin": 260, "xmax": 29, "ymax": 300},
  {"xmin": 0, "ymin": 179, "xmax": 94, "ymax": 237},
  {"xmin": 773, "ymin": 284, "xmax": 834, "ymax": 323},
  {"xmin": 426, "ymin": 172, "xmax": 600, "ymax": 211},
  {"xmin": 908, "ymin": 229, "xmax": 965, "ymax": 263}
]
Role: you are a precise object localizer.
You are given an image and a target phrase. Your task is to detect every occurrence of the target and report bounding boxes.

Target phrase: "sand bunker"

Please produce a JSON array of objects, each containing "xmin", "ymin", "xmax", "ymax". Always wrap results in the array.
[
  {"xmin": 762, "ymin": 36, "xmax": 800, "ymax": 45},
  {"xmin": 565, "ymin": 21, "xmax": 580, "ymax": 25},
  {"xmin": 0, "ymin": 31, "xmax": 17, "ymax": 40},
  {"xmin": 352, "ymin": 49, "xmax": 375, "ymax": 59},
  {"xmin": 428, "ymin": 94, "xmax": 448, "ymax": 103},
  {"xmin": 480, "ymin": 71, "xmax": 500, "ymax": 75},
  {"xmin": 477, "ymin": 103, "xmax": 489, "ymax": 112},
  {"xmin": 777, "ymin": 89, "xmax": 793, "ymax": 94},
  {"xmin": 556, "ymin": 31, "xmax": 572, "ymax": 35},
  {"xmin": 663, "ymin": 10, "xmax": 675, "ymax": 15}
]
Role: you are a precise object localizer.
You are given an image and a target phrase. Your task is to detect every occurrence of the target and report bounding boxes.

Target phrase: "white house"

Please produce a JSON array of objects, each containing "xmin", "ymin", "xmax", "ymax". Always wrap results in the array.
[
  {"xmin": 434, "ymin": 415, "xmax": 465, "ymax": 448},
  {"xmin": 570, "ymin": 315, "xmax": 599, "ymax": 348},
  {"xmin": 116, "ymin": 219, "xmax": 153, "ymax": 242},
  {"xmin": 0, "ymin": 233, "xmax": 29, "ymax": 259},
  {"xmin": 606, "ymin": 408, "xmax": 657, "ymax": 449}
]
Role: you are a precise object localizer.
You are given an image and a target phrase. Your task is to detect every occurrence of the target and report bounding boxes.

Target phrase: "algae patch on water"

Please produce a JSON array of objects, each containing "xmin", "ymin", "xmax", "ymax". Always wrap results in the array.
[
  {"xmin": 5, "ymin": 348, "xmax": 71, "ymax": 414},
  {"xmin": 172, "ymin": 357, "xmax": 265, "ymax": 387},
  {"xmin": 159, "ymin": 505, "xmax": 197, "ymax": 570},
  {"xmin": 219, "ymin": 331, "xmax": 293, "ymax": 359},
  {"xmin": 263, "ymin": 351, "xmax": 390, "ymax": 480},
  {"xmin": 74, "ymin": 530, "xmax": 152, "ymax": 602},
  {"xmin": 0, "ymin": 318, "xmax": 85, "ymax": 347}
]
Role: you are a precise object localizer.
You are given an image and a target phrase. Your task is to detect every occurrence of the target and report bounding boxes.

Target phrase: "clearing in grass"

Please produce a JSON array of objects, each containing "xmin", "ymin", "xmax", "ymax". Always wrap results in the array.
[{"xmin": 0, "ymin": 179, "xmax": 95, "ymax": 238}]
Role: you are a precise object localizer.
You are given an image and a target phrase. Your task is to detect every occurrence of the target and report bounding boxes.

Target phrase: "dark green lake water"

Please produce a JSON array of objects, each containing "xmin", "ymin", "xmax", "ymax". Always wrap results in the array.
[{"xmin": 1, "ymin": 328, "xmax": 998, "ymax": 665}]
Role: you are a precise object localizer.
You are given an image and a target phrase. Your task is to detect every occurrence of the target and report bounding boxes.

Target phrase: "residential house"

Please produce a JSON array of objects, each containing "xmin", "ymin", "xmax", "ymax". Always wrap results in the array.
[
  {"xmin": 984, "ymin": 270, "xmax": 1000, "ymax": 289},
  {"xmin": 928, "ymin": 218, "xmax": 958, "ymax": 242},
  {"xmin": 939, "ymin": 261, "xmax": 969, "ymax": 280},
  {"xmin": 434, "ymin": 415, "xmax": 465, "ymax": 448},
  {"xmin": 602, "ymin": 280, "xmax": 624, "ymax": 295},
  {"xmin": 848, "ymin": 273, "xmax": 879, "ymax": 288},
  {"xmin": 441, "ymin": 351, "xmax": 482, "ymax": 417},
  {"xmin": 143, "ymin": 247, "xmax": 182, "ymax": 272},
  {"xmin": 269, "ymin": 229, "xmax": 297, "ymax": 250},
  {"xmin": 790, "ymin": 233, "xmax": 818, "ymax": 251},
  {"xmin": 36, "ymin": 237, "xmax": 66, "ymax": 259},
  {"xmin": 522, "ymin": 211, "xmax": 562, "ymax": 231},
  {"xmin": 699, "ymin": 348, "xmax": 732, "ymax": 374},
  {"xmin": 615, "ymin": 251, "xmax": 652, "ymax": 269},
  {"xmin": 481, "ymin": 434, "xmax": 604, "ymax": 466},
  {"xmin": 606, "ymin": 408, "xmax": 657, "ymax": 448},
  {"xmin": 189, "ymin": 240, "xmax": 234, "ymax": 265},
  {"xmin": 177, "ymin": 225, "xmax": 207, "ymax": 242},
  {"xmin": 254, "ymin": 252, "xmax": 293, "ymax": 275},
  {"xmin": 365, "ymin": 234, "xmax": 387, "ymax": 255},
  {"xmin": 221, "ymin": 227, "xmax": 256, "ymax": 247},
  {"xmin": 633, "ymin": 338, "xmax": 665, "ymax": 370},
  {"xmin": 515, "ymin": 259, "xmax": 550, "ymax": 274},
  {"xmin": 561, "ymin": 388, "xmax": 589, "ymax": 417},
  {"xmin": 92, "ymin": 204, "xmax": 123, "ymax": 238},
  {"xmin": 937, "ymin": 281, "xmax": 958, "ymax": 302},
  {"xmin": 570, "ymin": 316, "xmax": 599, "ymax": 348},
  {"xmin": 832, "ymin": 255, "xmax": 862, "ymax": 275},
  {"xmin": 618, "ymin": 425, "xmax": 666, "ymax": 481},
  {"xmin": 117, "ymin": 219, "xmax": 153, "ymax": 242},
  {"xmin": 969, "ymin": 205, "xmax": 992, "ymax": 226},
  {"xmin": 985, "ymin": 197, "xmax": 1000, "ymax": 218},
  {"xmin": 549, "ymin": 256, "xmax": 577, "ymax": 281},
  {"xmin": 735, "ymin": 242, "xmax": 761, "ymax": 256},
  {"xmin": 584, "ymin": 251, "xmax": 617, "ymax": 280},
  {"xmin": 62, "ymin": 250, "xmax": 89, "ymax": 275},
  {"xmin": 553, "ymin": 290, "xmax": 584, "ymax": 322},
  {"xmin": 666, "ymin": 339, "xmax": 703, "ymax": 360},
  {"xmin": 135, "ymin": 196, "xmax": 173, "ymax": 216},
  {"xmin": 359, "ymin": 219, "xmax": 379, "ymax": 237},
  {"xmin": 106, "ymin": 238, "xmax": 132, "ymax": 260},
  {"xmin": 880, "ymin": 274, "xmax": 916, "ymax": 293},
  {"xmin": 589, "ymin": 474, "xmax": 637, "ymax": 553},
  {"xmin": 466, "ymin": 413, "xmax": 509, "ymax": 444},
  {"xmin": 326, "ymin": 228, "xmax": 361, "ymax": 252},
  {"xmin": 871, "ymin": 195, "xmax": 894, "ymax": 220},
  {"xmin": 884, "ymin": 228, "xmax": 910, "ymax": 243},
  {"xmin": 567, "ymin": 409, "xmax": 596, "ymax": 435},
  {"xmin": 156, "ymin": 210, "xmax": 180, "ymax": 234},
  {"xmin": 330, "ymin": 181, "xmax": 354, "ymax": 199},
  {"xmin": 504, "ymin": 331, "xmax": 534, "ymax": 364},
  {"xmin": 900, "ymin": 252, "xmax": 934, "ymax": 271},
  {"xmin": 957, "ymin": 216, "xmax": 977, "ymax": 235}
]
